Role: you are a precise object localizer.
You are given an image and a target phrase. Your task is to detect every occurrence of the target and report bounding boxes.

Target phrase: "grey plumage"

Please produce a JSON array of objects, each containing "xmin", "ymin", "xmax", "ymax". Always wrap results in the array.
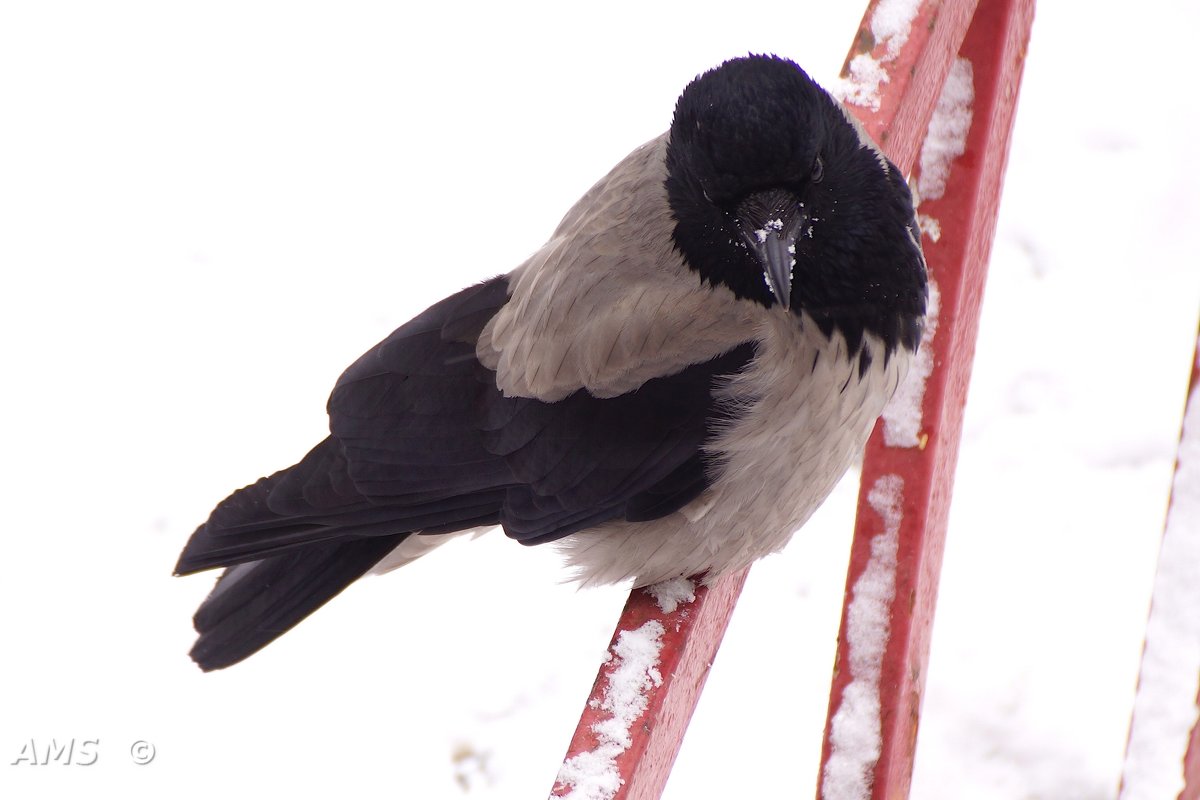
[
  {"xmin": 479, "ymin": 136, "xmax": 759, "ymax": 402},
  {"xmin": 475, "ymin": 133, "xmax": 914, "ymax": 585}
]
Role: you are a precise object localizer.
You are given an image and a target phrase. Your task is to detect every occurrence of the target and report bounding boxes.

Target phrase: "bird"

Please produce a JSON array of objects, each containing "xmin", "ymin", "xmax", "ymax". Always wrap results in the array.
[{"xmin": 175, "ymin": 54, "xmax": 928, "ymax": 671}]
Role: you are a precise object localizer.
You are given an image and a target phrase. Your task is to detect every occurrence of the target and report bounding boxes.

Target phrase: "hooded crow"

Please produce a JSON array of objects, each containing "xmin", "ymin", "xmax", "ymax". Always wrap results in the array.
[{"xmin": 176, "ymin": 54, "xmax": 927, "ymax": 671}]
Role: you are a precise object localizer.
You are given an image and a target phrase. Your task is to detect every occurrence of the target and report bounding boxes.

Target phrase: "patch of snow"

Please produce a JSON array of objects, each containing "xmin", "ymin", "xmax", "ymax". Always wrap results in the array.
[
  {"xmin": 918, "ymin": 57, "xmax": 975, "ymax": 202},
  {"xmin": 831, "ymin": 0, "xmax": 921, "ymax": 110},
  {"xmin": 556, "ymin": 620, "xmax": 666, "ymax": 800},
  {"xmin": 1119, "ymin": 364, "xmax": 1200, "ymax": 800},
  {"xmin": 754, "ymin": 218, "xmax": 785, "ymax": 244},
  {"xmin": 882, "ymin": 281, "xmax": 940, "ymax": 448},
  {"xmin": 647, "ymin": 577, "xmax": 696, "ymax": 614},
  {"xmin": 917, "ymin": 213, "xmax": 942, "ymax": 243},
  {"xmin": 833, "ymin": 53, "xmax": 889, "ymax": 112},
  {"xmin": 871, "ymin": 0, "xmax": 921, "ymax": 58},
  {"xmin": 764, "ymin": 273, "xmax": 779, "ymax": 298},
  {"xmin": 880, "ymin": 57, "xmax": 969, "ymax": 449},
  {"xmin": 821, "ymin": 475, "xmax": 903, "ymax": 800}
]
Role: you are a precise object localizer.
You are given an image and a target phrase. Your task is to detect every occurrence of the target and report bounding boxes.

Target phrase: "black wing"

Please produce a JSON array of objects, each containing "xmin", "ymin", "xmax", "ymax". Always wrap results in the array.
[
  {"xmin": 179, "ymin": 276, "xmax": 754, "ymax": 570},
  {"xmin": 328, "ymin": 275, "xmax": 756, "ymax": 545},
  {"xmin": 177, "ymin": 276, "xmax": 753, "ymax": 669}
]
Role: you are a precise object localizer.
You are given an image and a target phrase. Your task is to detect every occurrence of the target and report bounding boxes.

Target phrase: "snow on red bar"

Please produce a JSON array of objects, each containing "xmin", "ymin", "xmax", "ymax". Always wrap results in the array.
[
  {"xmin": 819, "ymin": 0, "xmax": 1034, "ymax": 798},
  {"xmin": 550, "ymin": 571, "xmax": 748, "ymax": 800},
  {"xmin": 1120, "ymin": 332, "xmax": 1200, "ymax": 800},
  {"xmin": 833, "ymin": 0, "xmax": 980, "ymax": 174}
]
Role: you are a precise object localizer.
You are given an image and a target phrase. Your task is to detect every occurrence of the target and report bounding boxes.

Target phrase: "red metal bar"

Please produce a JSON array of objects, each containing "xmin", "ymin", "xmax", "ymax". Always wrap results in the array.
[
  {"xmin": 1120, "ymin": 329, "xmax": 1200, "ymax": 800},
  {"xmin": 818, "ymin": 1, "xmax": 1035, "ymax": 798},
  {"xmin": 550, "ymin": 572, "xmax": 748, "ymax": 800},
  {"xmin": 1186, "ymin": 684, "xmax": 1200, "ymax": 800}
]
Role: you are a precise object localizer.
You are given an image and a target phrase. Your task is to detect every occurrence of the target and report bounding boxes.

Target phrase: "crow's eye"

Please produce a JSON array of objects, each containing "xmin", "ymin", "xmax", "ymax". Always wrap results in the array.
[{"xmin": 811, "ymin": 156, "xmax": 824, "ymax": 183}]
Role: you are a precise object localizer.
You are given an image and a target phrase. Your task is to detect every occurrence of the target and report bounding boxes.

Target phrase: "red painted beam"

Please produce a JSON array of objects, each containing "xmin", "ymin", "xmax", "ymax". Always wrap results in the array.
[
  {"xmin": 818, "ymin": 1, "xmax": 1035, "ymax": 798},
  {"xmin": 550, "ymin": 572, "xmax": 748, "ymax": 800},
  {"xmin": 1120, "ymin": 329, "xmax": 1200, "ymax": 800},
  {"xmin": 1186, "ymin": 683, "xmax": 1200, "ymax": 800}
]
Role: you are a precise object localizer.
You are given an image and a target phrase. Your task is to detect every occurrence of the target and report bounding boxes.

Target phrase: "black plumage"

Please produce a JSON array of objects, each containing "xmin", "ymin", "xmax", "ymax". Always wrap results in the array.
[{"xmin": 177, "ymin": 278, "xmax": 757, "ymax": 668}]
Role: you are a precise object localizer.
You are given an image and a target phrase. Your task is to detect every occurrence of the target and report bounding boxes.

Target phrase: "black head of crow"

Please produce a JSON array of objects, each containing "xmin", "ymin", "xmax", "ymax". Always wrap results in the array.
[{"xmin": 175, "ymin": 54, "xmax": 927, "ymax": 671}]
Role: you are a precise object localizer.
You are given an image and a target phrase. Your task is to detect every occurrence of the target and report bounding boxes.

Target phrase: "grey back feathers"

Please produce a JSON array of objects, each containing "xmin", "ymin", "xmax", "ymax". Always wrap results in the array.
[{"xmin": 478, "ymin": 136, "xmax": 759, "ymax": 402}]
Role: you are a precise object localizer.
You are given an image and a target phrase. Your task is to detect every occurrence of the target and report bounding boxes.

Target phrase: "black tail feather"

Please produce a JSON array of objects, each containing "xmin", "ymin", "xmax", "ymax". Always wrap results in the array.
[
  {"xmin": 189, "ymin": 535, "xmax": 406, "ymax": 671},
  {"xmin": 174, "ymin": 436, "xmax": 505, "ymax": 576}
]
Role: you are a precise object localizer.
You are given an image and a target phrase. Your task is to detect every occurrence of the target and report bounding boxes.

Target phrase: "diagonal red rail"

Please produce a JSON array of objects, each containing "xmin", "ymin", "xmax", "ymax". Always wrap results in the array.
[
  {"xmin": 1120, "ymin": 328, "xmax": 1200, "ymax": 800},
  {"xmin": 818, "ymin": 1, "xmax": 1035, "ymax": 797},
  {"xmin": 549, "ymin": 2, "xmax": 1034, "ymax": 798}
]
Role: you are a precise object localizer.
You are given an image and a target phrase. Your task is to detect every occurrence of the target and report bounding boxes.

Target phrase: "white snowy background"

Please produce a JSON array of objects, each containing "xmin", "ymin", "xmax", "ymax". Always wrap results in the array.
[{"xmin": 2, "ymin": 1, "xmax": 1198, "ymax": 798}]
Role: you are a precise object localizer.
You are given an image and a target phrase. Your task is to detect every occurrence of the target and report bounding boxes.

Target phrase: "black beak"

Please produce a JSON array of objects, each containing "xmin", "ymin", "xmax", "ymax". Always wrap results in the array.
[{"xmin": 736, "ymin": 189, "xmax": 807, "ymax": 311}]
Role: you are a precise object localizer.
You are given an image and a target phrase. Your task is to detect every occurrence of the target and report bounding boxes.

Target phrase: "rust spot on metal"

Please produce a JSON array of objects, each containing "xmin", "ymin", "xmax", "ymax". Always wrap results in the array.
[
  {"xmin": 857, "ymin": 26, "xmax": 877, "ymax": 53},
  {"xmin": 908, "ymin": 691, "xmax": 922, "ymax": 749},
  {"xmin": 840, "ymin": 26, "xmax": 877, "ymax": 77}
]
